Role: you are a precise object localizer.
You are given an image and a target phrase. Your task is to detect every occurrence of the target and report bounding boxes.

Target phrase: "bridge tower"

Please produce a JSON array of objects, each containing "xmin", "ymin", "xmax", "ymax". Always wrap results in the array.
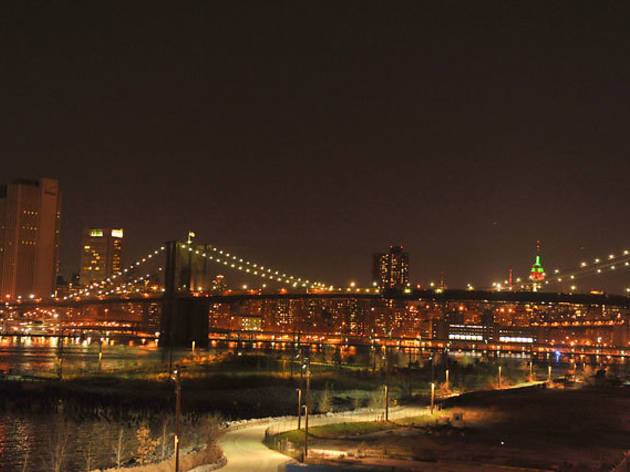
[{"xmin": 160, "ymin": 240, "xmax": 210, "ymax": 347}]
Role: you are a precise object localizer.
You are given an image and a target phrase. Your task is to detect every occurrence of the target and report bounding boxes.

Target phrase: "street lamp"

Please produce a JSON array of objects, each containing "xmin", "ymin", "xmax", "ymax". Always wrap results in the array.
[
  {"xmin": 296, "ymin": 388, "xmax": 302, "ymax": 430},
  {"xmin": 172, "ymin": 366, "xmax": 182, "ymax": 472},
  {"xmin": 384, "ymin": 384, "xmax": 389, "ymax": 421},
  {"xmin": 430, "ymin": 382, "xmax": 435, "ymax": 414},
  {"xmin": 303, "ymin": 404, "xmax": 309, "ymax": 460},
  {"xmin": 305, "ymin": 358, "xmax": 311, "ymax": 421}
]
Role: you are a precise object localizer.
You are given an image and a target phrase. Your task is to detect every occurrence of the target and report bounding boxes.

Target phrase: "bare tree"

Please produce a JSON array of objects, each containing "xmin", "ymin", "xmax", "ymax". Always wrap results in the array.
[
  {"xmin": 135, "ymin": 423, "xmax": 160, "ymax": 464},
  {"xmin": 160, "ymin": 417, "xmax": 171, "ymax": 460},
  {"xmin": 82, "ymin": 437, "xmax": 94, "ymax": 472},
  {"xmin": 318, "ymin": 383, "xmax": 333, "ymax": 413},
  {"xmin": 199, "ymin": 414, "xmax": 223, "ymax": 446},
  {"xmin": 21, "ymin": 440, "xmax": 29, "ymax": 472},
  {"xmin": 112, "ymin": 428, "xmax": 128, "ymax": 470},
  {"xmin": 45, "ymin": 415, "xmax": 72, "ymax": 472}
]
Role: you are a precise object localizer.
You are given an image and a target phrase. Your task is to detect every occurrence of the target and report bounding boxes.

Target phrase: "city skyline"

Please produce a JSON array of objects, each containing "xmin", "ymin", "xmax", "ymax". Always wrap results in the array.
[
  {"xmin": 2, "ymin": 4, "xmax": 630, "ymax": 471},
  {"xmin": 3, "ymin": 174, "xmax": 630, "ymax": 295},
  {"xmin": 3, "ymin": 3, "xmax": 630, "ymax": 291}
]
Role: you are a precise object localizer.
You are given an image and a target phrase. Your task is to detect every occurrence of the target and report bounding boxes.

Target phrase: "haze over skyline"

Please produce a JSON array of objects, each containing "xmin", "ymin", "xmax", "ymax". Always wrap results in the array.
[{"xmin": 3, "ymin": 2, "xmax": 630, "ymax": 291}]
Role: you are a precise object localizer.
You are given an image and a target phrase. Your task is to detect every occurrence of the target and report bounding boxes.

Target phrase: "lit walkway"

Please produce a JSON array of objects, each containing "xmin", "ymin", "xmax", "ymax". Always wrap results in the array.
[
  {"xmin": 218, "ymin": 382, "xmax": 545, "ymax": 471},
  {"xmin": 218, "ymin": 405, "xmax": 426, "ymax": 472}
]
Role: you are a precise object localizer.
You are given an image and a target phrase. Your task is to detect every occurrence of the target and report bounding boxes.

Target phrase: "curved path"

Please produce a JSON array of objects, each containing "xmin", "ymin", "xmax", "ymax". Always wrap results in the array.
[
  {"xmin": 218, "ymin": 405, "xmax": 427, "ymax": 472},
  {"xmin": 217, "ymin": 382, "xmax": 544, "ymax": 471},
  {"xmin": 219, "ymin": 422, "xmax": 290, "ymax": 472}
]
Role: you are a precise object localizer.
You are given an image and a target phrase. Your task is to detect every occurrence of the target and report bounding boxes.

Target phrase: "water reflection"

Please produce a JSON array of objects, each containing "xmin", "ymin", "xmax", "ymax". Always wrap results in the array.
[
  {"xmin": 0, "ymin": 336, "xmax": 628, "ymax": 471},
  {"xmin": 0, "ymin": 335, "xmax": 164, "ymax": 377}
]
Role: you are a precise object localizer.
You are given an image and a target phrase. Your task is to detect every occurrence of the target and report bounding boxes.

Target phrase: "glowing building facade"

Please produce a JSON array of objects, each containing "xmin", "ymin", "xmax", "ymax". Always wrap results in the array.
[
  {"xmin": 0, "ymin": 178, "xmax": 61, "ymax": 299},
  {"xmin": 79, "ymin": 228, "xmax": 123, "ymax": 285},
  {"xmin": 373, "ymin": 245, "xmax": 409, "ymax": 290}
]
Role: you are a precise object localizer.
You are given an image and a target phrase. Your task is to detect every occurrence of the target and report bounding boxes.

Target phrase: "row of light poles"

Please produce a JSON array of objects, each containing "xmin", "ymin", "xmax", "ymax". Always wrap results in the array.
[
  {"xmin": 287, "ymin": 356, "xmax": 558, "ymax": 465},
  {"xmin": 173, "ymin": 347, "xmax": 555, "ymax": 468}
]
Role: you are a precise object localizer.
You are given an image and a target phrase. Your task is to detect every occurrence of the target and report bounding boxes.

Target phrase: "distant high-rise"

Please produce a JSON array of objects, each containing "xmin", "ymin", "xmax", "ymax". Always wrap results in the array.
[
  {"xmin": 372, "ymin": 245, "xmax": 409, "ymax": 290},
  {"xmin": 210, "ymin": 274, "xmax": 228, "ymax": 293},
  {"xmin": 0, "ymin": 178, "xmax": 61, "ymax": 299},
  {"xmin": 529, "ymin": 240, "xmax": 545, "ymax": 291},
  {"xmin": 79, "ymin": 228, "xmax": 124, "ymax": 286}
]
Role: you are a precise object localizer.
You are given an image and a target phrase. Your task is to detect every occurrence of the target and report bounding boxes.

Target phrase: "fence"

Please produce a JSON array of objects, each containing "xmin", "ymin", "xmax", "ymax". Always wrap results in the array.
[
  {"xmin": 264, "ymin": 405, "xmax": 429, "ymax": 438},
  {"xmin": 611, "ymin": 452, "xmax": 630, "ymax": 472}
]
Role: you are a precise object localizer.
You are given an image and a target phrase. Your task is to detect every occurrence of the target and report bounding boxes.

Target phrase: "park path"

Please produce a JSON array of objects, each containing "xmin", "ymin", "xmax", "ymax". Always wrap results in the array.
[
  {"xmin": 218, "ymin": 405, "xmax": 426, "ymax": 472},
  {"xmin": 218, "ymin": 381, "xmax": 543, "ymax": 472},
  {"xmin": 219, "ymin": 422, "xmax": 289, "ymax": 472}
]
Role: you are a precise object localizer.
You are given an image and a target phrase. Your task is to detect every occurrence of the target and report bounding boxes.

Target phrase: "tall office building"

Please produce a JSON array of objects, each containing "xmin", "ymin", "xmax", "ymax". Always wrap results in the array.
[
  {"xmin": 372, "ymin": 244, "xmax": 410, "ymax": 290},
  {"xmin": 79, "ymin": 228, "xmax": 124, "ymax": 285},
  {"xmin": 0, "ymin": 178, "xmax": 61, "ymax": 299},
  {"xmin": 529, "ymin": 240, "xmax": 546, "ymax": 292}
]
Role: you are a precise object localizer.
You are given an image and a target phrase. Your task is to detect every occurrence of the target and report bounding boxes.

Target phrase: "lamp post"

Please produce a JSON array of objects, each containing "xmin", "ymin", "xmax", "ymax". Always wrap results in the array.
[
  {"xmin": 445, "ymin": 368, "xmax": 449, "ymax": 388},
  {"xmin": 305, "ymin": 357, "xmax": 311, "ymax": 420},
  {"xmin": 173, "ymin": 366, "xmax": 182, "ymax": 472},
  {"xmin": 303, "ymin": 404, "xmax": 309, "ymax": 460},
  {"xmin": 529, "ymin": 361, "xmax": 534, "ymax": 381},
  {"xmin": 297, "ymin": 388, "xmax": 302, "ymax": 430},
  {"xmin": 384, "ymin": 384, "xmax": 389, "ymax": 421},
  {"xmin": 498, "ymin": 365, "xmax": 502, "ymax": 388},
  {"xmin": 547, "ymin": 365, "xmax": 552, "ymax": 383},
  {"xmin": 430, "ymin": 382, "xmax": 435, "ymax": 414}
]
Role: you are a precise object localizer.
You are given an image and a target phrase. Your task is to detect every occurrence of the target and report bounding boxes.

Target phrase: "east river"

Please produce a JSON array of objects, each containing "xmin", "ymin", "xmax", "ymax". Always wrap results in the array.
[
  {"xmin": 0, "ymin": 336, "xmax": 628, "ymax": 471},
  {"xmin": 0, "ymin": 336, "xmax": 185, "ymax": 472}
]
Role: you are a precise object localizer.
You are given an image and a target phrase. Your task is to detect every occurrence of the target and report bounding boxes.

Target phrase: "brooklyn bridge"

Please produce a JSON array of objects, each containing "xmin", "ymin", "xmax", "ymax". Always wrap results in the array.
[{"xmin": 3, "ymin": 238, "xmax": 630, "ymax": 357}]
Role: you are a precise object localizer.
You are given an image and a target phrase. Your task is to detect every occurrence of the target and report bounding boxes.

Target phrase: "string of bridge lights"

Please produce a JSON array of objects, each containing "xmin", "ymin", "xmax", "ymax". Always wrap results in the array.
[
  {"xmin": 65, "ymin": 271, "xmax": 163, "ymax": 299},
  {"xmin": 180, "ymin": 242, "xmax": 331, "ymax": 290},
  {"xmin": 62, "ymin": 241, "xmax": 630, "ymax": 300},
  {"xmin": 66, "ymin": 246, "xmax": 166, "ymax": 298},
  {"xmin": 487, "ymin": 248, "xmax": 630, "ymax": 295},
  {"xmin": 98, "ymin": 270, "xmax": 163, "ymax": 296},
  {"xmin": 549, "ymin": 249, "xmax": 630, "ymax": 283}
]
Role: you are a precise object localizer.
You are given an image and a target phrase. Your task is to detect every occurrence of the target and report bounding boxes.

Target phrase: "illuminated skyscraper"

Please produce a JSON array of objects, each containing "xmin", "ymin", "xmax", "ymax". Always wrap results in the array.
[
  {"xmin": 372, "ymin": 245, "xmax": 409, "ymax": 290},
  {"xmin": 529, "ymin": 240, "xmax": 546, "ymax": 291},
  {"xmin": 79, "ymin": 228, "xmax": 123, "ymax": 285},
  {"xmin": 0, "ymin": 178, "xmax": 61, "ymax": 299},
  {"xmin": 210, "ymin": 274, "xmax": 228, "ymax": 293}
]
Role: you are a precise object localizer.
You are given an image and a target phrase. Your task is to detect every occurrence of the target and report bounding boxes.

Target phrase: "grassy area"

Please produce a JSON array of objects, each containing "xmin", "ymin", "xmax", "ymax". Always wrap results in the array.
[
  {"xmin": 278, "ymin": 421, "xmax": 391, "ymax": 443},
  {"xmin": 2, "ymin": 351, "xmax": 558, "ymax": 422}
]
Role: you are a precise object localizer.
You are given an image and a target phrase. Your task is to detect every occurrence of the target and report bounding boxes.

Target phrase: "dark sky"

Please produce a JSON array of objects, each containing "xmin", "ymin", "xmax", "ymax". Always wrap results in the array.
[{"xmin": 2, "ymin": 1, "xmax": 630, "ymax": 292}]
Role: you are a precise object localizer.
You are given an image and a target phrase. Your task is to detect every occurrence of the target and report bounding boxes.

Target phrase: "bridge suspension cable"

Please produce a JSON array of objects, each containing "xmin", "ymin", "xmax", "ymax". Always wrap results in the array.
[
  {"xmin": 180, "ymin": 242, "xmax": 330, "ymax": 290},
  {"xmin": 98, "ymin": 269, "xmax": 163, "ymax": 296},
  {"xmin": 547, "ymin": 249, "xmax": 630, "ymax": 284},
  {"xmin": 66, "ymin": 245, "xmax": 166, "ymax": 299}
]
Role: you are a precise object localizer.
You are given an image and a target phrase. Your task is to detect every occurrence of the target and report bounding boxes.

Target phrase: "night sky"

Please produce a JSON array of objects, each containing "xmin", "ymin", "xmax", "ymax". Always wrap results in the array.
[{"xmin": 2, "ymin": 2, "xmax": 630, "ymax": 291}]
